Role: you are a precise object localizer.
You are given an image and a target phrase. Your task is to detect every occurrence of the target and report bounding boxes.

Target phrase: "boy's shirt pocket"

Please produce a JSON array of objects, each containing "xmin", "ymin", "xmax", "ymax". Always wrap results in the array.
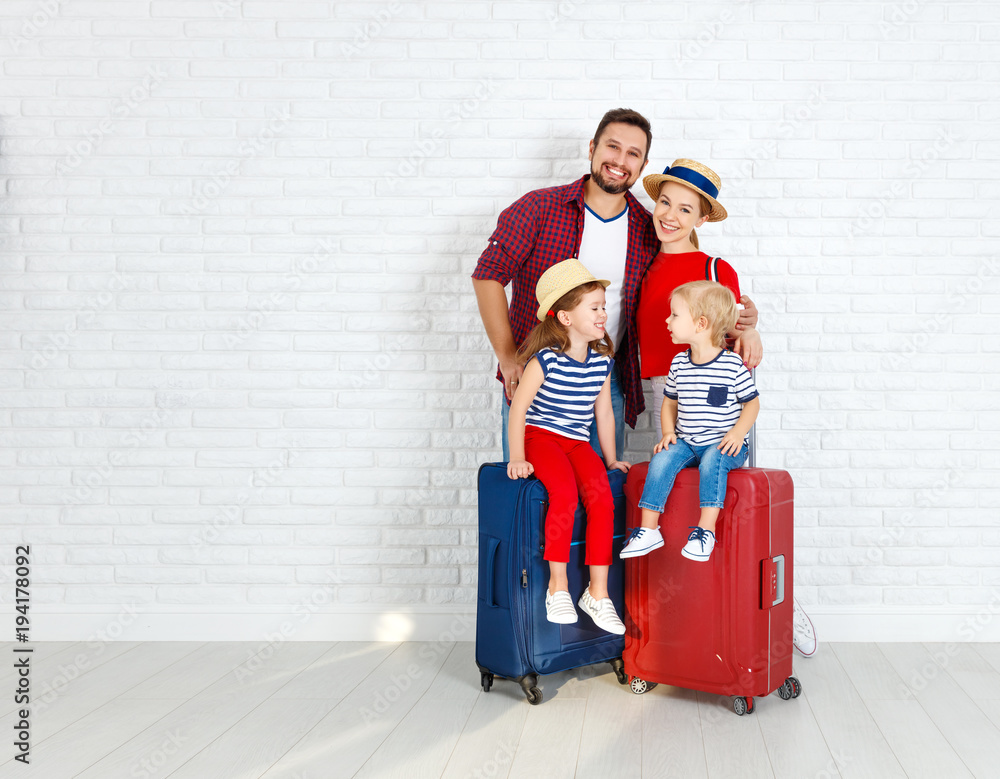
[{"xmin": 706, "ymin": 385, "xmax": 728, "ymax": 407}]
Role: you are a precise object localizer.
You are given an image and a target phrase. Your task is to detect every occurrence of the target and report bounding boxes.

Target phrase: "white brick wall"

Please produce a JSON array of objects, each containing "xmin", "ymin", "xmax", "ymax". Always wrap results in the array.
[{"xmin": 2, "ymin": 0, "xmax": 999, "ymax": 640}]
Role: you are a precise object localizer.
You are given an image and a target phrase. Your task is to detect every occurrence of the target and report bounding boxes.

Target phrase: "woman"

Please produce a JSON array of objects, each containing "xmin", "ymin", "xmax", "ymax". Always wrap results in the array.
[{"xmin": 634, "ymin": 159, "xmax": 762, "ymax": 415}]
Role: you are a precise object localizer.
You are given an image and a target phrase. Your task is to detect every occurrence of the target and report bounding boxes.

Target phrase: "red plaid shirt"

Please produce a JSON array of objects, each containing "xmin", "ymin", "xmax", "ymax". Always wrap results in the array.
[{"xmin": 472, "ymin": 175, "xmax": 660, "ymax": 428}]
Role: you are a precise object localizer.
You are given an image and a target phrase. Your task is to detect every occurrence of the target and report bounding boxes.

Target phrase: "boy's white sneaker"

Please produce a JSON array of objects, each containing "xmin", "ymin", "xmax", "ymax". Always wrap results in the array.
[
  {"xmin": 620, "ymin": 526, "xmax": 664, "ymax": 558},
  {"xmin": 577, "ymin": 587, "xmax": 626, "ymax": 635},
  {"xmin": 544, "ymin": 590, "xmax": 578, "ymax": 624},
  {"xmin": 680, "ymin": 526, "xmax": 715, "ymax": 562}
]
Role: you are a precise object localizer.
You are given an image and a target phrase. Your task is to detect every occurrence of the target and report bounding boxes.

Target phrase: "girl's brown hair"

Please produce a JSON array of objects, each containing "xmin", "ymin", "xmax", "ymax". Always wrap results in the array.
[{"xmin": 516, "ymin": 281, "xmax": 614, "ymax": 364}]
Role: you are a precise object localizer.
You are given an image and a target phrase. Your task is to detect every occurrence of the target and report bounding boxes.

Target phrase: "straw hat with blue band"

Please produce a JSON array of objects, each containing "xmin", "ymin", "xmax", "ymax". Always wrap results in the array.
[{"xmin": 642, "ymin": 158, "xmax": 728, "ymax": 222}]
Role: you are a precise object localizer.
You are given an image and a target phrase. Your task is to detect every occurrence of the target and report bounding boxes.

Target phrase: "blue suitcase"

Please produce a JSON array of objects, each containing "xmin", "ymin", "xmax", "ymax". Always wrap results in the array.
[{"xmin": 475, "ymin": 462, "xmax": 629, "ymax": 704}]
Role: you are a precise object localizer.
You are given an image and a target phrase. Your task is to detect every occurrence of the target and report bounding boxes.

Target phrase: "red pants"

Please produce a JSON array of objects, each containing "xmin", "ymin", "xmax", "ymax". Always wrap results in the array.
[{"xmin": 525, "ymin": 426, "xmax": 613, "ymax": 566}]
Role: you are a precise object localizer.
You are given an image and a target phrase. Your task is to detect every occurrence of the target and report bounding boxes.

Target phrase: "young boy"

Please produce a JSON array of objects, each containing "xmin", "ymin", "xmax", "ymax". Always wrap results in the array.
[{"xmin": 620, "ymin": 280, "xmax": 760, "ymax": 562}]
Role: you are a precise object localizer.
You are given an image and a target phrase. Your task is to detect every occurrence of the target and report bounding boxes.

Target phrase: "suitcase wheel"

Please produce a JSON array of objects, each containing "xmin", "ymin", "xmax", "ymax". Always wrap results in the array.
[
  {"xmin": 778, "ymin": 676, "xmax": 802, "ymax": 700},
  {"xmin": 518, "ymin": 675, "xmax": 543, "ymax": 705},
  {"xmin": 629, "ymin": 677, "xmax": 657, "ymax": 695},
  {"xmin": 609, "ymin": 657, "xmax": 628, "ymax": 685},
  {"xmin": 733, "ymin": 696, "xmax": 754, "ymax": 715},
  {"xmin": 480, "ymin": 672, "xmax": 494, "ymax": 693}
]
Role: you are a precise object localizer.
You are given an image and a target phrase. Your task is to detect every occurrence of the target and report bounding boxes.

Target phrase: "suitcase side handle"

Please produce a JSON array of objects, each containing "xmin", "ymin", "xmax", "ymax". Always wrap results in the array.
[
  {"xmin": 760, "ymin": 554, "xmax": 786, "ymax": 609},
  {"xmin": 484, "ymin": 536, "xmax": 502, "ymax": 608}
]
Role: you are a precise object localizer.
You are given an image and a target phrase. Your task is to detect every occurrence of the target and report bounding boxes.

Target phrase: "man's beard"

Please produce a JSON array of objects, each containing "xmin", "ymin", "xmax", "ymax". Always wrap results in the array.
[{"xmin": 590, "ymin": 163, "xmax": 633, "ymax": 195}]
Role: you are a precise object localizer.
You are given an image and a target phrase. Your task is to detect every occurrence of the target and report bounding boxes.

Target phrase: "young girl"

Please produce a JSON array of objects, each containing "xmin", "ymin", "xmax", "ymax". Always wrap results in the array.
[
  {"xmin": 620, "ymin": 280, "xmax": 760, "ymax": 561},
  {"xmin": 507, "ymin": 258, "xmax": 631, "ymax": 633}
]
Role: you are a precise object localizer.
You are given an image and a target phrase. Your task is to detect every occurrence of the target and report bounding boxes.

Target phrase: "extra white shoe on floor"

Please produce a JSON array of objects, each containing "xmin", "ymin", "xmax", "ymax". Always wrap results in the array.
[
  {"xmin": 544, "ymin": 589, "xmax": 578, "ymax": 624},
  {"xmin": 577, "ymin": 587, "xmax": 626, "ymax": 635},
  {"xmin": 620, "ymin": 526, "xmax": 664, "ymax": 558},
  {"xmin": 680, "ymin": 526, "xmax": 715, "ymax": 561},
  {"xmin": 793, "ymin": 598, "xmax": 817, "ymax": 657}
]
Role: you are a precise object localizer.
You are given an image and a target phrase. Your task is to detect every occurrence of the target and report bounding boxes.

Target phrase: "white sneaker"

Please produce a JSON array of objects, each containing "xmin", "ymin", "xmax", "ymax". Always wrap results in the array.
[
  {"xmin": 680, "ymin": 526, "xmax": 715, "ymax": 562},
  {"xmin": 544, "ymin": 590, "xmax": 578, "ymax": 624},
  {"xmin": 577, "ymin": 587, "xmax": 626, "ymax": 635},
  {"xmin": 793, "ymin": 598, "xmax": 817, "ymax": 657},
  {"xmin": 620, "ymin": 526, "xmax": 664, "ymax": 558}
]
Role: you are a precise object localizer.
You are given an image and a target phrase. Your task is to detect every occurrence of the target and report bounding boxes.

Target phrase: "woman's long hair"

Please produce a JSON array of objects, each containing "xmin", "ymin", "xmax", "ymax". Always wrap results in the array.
[
  {"xmin": 516, "ymin": 281, "xmax": 614, "ymax": 364},
  {"xmin": 688, "ymin": 192, "xmax": 713, "ymax": 250}
]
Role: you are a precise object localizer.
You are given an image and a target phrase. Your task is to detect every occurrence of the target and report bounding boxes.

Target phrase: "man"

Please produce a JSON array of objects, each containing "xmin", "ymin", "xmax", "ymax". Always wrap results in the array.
[{"xmin": 472, "ymin": 108, "xmax": 758, "ymax": 461}]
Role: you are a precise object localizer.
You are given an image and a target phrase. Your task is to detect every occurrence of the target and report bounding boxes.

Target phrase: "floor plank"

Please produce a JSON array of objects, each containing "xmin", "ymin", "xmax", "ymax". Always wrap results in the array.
[
  {"xmin": 119, "ymin": 641, "xmax": 262, "ymax": 699},
  {"xmin": 507, "ymin": 698, "xmax": 586, "ymax": 779},
  {"xmin": 423, "ymin": 641, "xmax": 481, "ymax": 702},
  {"xmin": 0, "ymin": 641, "xmax": 993, "ymax": 779},
  {"xmin": 0, "ymin": 643, "xmax": 200, "ymax": 743},
  {"xmin": 0, "ymin": 641, "xmax": 142, "ymax": 719},
  {"xmin": 878, "ymin": 642, "xmax": 1000, "ymax": 779},
  {"xmin": 641, "ymin": 686, "xmax": 709, "ymax": 779},
  {"xmin": 575, "ymin": 671, "xmax": 642, "ymax": 779},
  {"xmin": 168, "ymin": 697, "xmax": 339, "ymax": 779},
  {"xmin": 757, "ymin": 685, "xmax": 844, "ymax": 779},
  {"xmin": 73, "ymin": 643, "xmax": 330, "ymax": 779},
  {"xmin": 795, "ymin": 648, "xmax": 906, "ymax": 779},
  {"xmin": 928, "ymin": 642, "xmax": 1000, "ymax": 701},
  {"xmin": 831, "ymin": 642, "xmax": 909, "ymax": 700},
  {"xmin": 440, "ymin": 692, "xmax": 527, "ymax": 779},
  {"xmin": 270, "ymin": 641, "xmax": 396, "ymax": 701},
  {"xmin": 259, "ymin": 642, "xmax": 454, "ymax": 779},
  {"xmin": 0, "ymin": 697, "xmax": 181, "ymax": 778},
  {"xmin": 970, "ymin": 643, "xmax": 1000, "ymax": 676},
  {"xmin": 698, "ymin": 690, "xmax": 775, "ymax": 779},
  {"xmin": 865, "ymin": 699, "xmax": 974, "ymax": 779},
  {"xmin": 354, "ymin": 696, "xmax": 477, "ymax": 779}
]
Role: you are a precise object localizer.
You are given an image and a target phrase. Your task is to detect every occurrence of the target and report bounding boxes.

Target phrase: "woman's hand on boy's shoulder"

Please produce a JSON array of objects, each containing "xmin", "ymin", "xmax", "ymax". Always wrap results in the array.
[
  {"xmin": 507, "ymin": 459, "xmax": 534, "ymax": 479},
  {"xmin": 735, "ymin": 295, "xmax": 758, "ymax": 330},
  {"xmin": 606, "ymin": 459, "xmax": 631, "ymax": 474},
  {"xmin": 733, "ymin": 327, "xmax": 762, "ymax": 369}
]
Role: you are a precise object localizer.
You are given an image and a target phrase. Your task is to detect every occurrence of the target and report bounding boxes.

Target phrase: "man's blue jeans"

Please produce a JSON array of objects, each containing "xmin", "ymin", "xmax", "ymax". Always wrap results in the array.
[
  {"xmin": 638, "ymin": 438, "xmax": 748, "ymax": 511},
  {"xmin": 501, "ymin": 361, "xmax": 625, "ymax": 463}
]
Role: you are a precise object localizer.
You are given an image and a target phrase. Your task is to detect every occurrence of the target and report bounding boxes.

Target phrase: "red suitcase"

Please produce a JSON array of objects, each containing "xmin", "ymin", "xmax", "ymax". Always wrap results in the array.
[{"xmin": 622, "ymin": 461, "xmax": 800, "ymax": 715}]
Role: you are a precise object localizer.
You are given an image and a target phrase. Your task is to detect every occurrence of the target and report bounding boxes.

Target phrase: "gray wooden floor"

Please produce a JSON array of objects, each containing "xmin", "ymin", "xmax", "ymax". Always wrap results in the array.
[{"xmin": 2, "ymin": 641, "xmax": 999, "ymax": 778}]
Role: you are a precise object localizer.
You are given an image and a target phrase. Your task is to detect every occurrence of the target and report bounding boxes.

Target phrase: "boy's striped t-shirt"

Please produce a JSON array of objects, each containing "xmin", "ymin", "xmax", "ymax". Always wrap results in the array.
[
  {"xmin": 664, "ymin": 349, "xmax": 758, "ymax": 446},
  {"xmin": 525, "ymin": 347, "xmax": 614, "ymax": 441}
]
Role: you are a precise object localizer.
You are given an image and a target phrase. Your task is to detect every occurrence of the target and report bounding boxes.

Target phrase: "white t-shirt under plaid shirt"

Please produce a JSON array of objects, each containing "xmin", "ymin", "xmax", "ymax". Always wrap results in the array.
[{"xmin": 664, "ymin": 349, "xmax": 759, "ymax": 447}]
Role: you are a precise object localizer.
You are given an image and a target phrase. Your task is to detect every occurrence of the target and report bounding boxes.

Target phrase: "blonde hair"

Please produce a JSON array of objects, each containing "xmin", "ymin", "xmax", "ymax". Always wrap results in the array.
[
  {"xmin": 516, "ymin": 281, "xmax": 614, "ymax": 364},
  {"xmin": 671, "ymin": 280, "xmax": 738, "ymax": 348}
]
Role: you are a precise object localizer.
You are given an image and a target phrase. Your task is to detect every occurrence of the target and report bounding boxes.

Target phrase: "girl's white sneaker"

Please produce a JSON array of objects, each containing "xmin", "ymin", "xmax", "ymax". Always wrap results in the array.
[
  {"xmin": 578, "ymin": 587, "xmax": 626, "ymax": 635},
  {"xmin": 544, "ymin": 590, "xmax": 578, "ymax": 624}
]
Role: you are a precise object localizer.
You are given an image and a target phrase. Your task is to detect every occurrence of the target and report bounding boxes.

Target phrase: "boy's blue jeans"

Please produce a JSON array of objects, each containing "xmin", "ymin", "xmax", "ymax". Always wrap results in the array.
[{"xmin": 637, "ymin": 439, "xmax": 749, "ymax": 511}]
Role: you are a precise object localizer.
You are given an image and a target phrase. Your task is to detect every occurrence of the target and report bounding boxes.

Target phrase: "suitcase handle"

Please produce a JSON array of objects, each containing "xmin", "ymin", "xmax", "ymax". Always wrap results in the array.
[
  {"xmin": 484, "ymin": 536, "xmax": 502, "ymax": 608},
  {"xmin": 761, "ymin": 554, "xmax": 786, "ymax": 609}
]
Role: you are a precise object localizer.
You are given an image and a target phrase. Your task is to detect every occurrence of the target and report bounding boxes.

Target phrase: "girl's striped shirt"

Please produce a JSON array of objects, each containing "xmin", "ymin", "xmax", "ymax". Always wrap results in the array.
[
  {"xmin": 664, "ymin": 349, "xmax": 758, "ymax": 446},
  {"xmin": 525, "ymin": 347, "xmax": 614, "ymax": 441}
]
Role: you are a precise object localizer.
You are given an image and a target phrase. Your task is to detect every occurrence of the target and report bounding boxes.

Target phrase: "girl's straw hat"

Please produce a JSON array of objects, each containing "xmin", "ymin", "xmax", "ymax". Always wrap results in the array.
[
  {"xmin": 642, "ymin": 158, "xmax": 728, "ymax": 222},
  {"xmin": 534, "ymin": 259, "xmax": 610, "ymax": 321}
]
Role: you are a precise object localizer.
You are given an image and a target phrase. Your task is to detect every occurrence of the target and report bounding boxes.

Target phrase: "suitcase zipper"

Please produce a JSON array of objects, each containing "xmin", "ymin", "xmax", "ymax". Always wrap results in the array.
[{"xmin": 509, "ymin": 485, "xmax": 533, "ymax": 673}]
